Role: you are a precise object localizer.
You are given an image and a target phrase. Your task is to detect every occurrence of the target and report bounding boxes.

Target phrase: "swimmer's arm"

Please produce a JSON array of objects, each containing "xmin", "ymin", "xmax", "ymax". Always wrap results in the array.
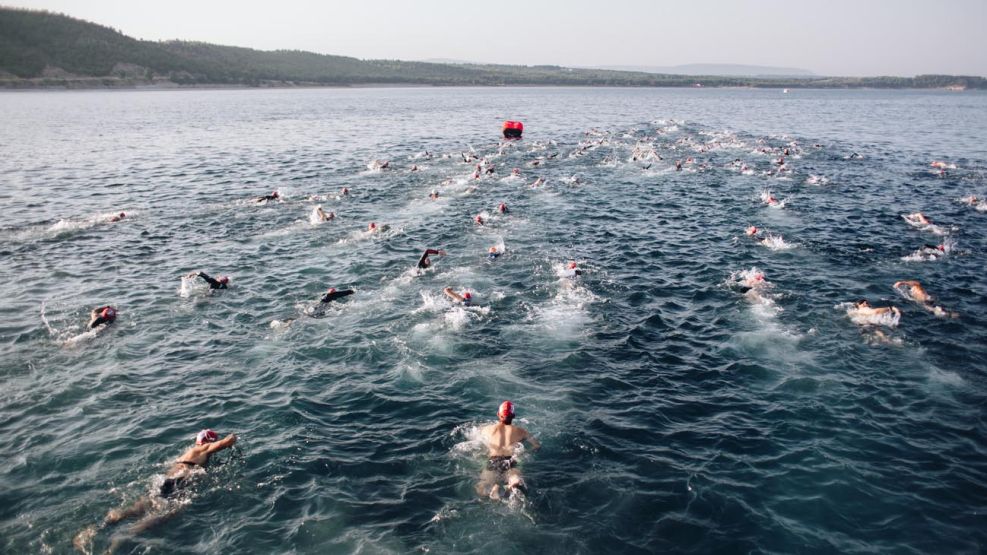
[
  {"xmin": 894, "ymin": 280, "xmax": 920, "ymax": 288},
  {"xmin": 197, "ymin": 272, "xmax": 221, "ymax": 288},
  {"xmin": 443, "ymin": 287, "xmax": 462, "ymax": 302},
  {"xmin": 523, "ymin": 431, "xmax": 540, "ymax": 451},
  {"xmin": 205, "ymin": 434, "xmax": 237, "ymax": 455}
]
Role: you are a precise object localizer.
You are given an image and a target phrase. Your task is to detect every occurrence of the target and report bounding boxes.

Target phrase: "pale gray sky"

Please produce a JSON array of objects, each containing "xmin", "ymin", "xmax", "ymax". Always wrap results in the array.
[{"xmin": 5, "ymin": 0, "xmax": 986, "ymax": 76}]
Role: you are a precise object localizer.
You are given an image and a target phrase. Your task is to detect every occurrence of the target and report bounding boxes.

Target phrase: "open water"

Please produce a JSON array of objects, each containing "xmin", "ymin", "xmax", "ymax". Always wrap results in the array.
[{"xmin": 1, "ymin": 86, "xmax": 986, "ymax": 554}]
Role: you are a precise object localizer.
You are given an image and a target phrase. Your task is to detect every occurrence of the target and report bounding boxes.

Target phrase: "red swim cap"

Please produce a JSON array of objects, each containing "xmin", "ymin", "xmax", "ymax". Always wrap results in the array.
[
  {"xmin": 498, "ymin": 401, "xmax": 514, "ymax": 421},
  {"xmin": 567, "ymin": 261, "xmax": 577, "ymax": 269},
  {"xmin": 101, "ymin": 307, "xmax": 115, "ymax": 319},
  {"xmin": 327, "ymin": 287, "xmax": 337, "ymax": 294},
  {"xmin": 218, "ymin": 276, "xmax": 229, "ymax": 285},
  {"xmin": 463, "ymin": 292, "xmax": 472, "ymax": 300},
  {"xmin": 196, "ymin": 429, "xmax": 218, "ymax": 445}
]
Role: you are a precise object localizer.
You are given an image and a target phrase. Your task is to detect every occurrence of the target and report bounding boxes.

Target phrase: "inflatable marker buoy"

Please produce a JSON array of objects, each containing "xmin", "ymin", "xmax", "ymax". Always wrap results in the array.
[{"xmin": 502, "ymin": 120, "xmax": 524, "ymax": 139}]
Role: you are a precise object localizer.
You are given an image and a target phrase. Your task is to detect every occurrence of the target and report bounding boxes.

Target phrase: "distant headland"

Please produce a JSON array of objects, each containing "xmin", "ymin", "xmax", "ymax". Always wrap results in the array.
[{"xmin": 1, "ymin": 7, "xmax": 983, "ymax": 90}]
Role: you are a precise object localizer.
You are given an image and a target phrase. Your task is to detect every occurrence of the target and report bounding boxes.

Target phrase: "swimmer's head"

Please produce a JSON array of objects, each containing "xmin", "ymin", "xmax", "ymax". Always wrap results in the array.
[
  {"xmin": 119, "ymin": 212, "xmax": 126, "ymax": 219},
  {"xmin": 489, "ymin": 246, "xmax": 498, "ymax": 253},
  {"xmin": 196, "ymin": 429, "xmax": 218, "ymax": 445},
  {"xmin": 101, "ymin": 307, "xmax": 115, "ymax": 319},
  {"xmin": 937, "ymin": 244, "xmax": 945, "ymax": 251},
  {"xmin": 856, "ymin": 299, "xmax": 870, "ymax": 308},
  {"xmin": 567, "ymin": 261, "xmax": 577, "ymax": 270},
  {"xmin": 498, "ymin": 400, "xmax": 515, "ymax": 424},
  {"xmin": 475, "ymin": 215, "xmax": 483, "ymax": 224},
  {"xmin": 745, "ymin": 226, "xmax": 758, "ymax": 236},
  {"xmin": 463, "ymin": 292, "xmax": 472, "ymax": 301},
  {"xmin": 272, "ymin": 191, "xmax": 280, "ymax": 198},
  {"xmin": 368, "ymin": 222, "xmax": 377, "ymax": 231},
  {"xmin": 341, "ymin": 187, "xmax": 349, "ymax": 194},
  {"xmin": 218, "ymin": 276, "xmax": 229, "ymax": 285},
  {"xmin": 327, "ymin": 287, "xmax": 337, "ymax": 295}
]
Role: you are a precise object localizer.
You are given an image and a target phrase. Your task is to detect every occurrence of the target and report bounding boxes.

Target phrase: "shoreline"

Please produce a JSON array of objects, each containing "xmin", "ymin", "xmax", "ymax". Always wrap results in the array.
[{"xmin": 0, "ymin": 80, "xmax": 976, "ymax": 93}]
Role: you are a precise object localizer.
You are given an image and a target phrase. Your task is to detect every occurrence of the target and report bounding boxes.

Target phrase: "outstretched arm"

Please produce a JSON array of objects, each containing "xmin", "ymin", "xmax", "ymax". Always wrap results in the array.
[
  {"xmin": 443, "ymin": 287, "xmax": 463, "ymax": 303},
  {"xmin": 205, "ymin": 434, "xmax": 237, "ymax": 455},
  {"xmin": 524, "ymin": 431, "xmax": 540, "ymax": 451},
  {"xmin": 196, "ymin": 272, "xmax": 222, "ymax": 288}
]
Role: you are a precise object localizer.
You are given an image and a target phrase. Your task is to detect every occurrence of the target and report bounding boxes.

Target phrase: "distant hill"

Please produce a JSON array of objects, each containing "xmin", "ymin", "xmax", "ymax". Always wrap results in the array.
[
  {"xmin": 588, "ymin": 63, "xmax": 817, "ymax": 78},
  {"xmin": 1, "ymin": 8, "xmax": 984, "ymax": 90}
]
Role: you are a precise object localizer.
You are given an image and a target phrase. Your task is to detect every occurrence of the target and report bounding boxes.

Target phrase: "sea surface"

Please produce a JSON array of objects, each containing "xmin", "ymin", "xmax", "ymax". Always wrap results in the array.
[{"xmin": 1, "ymin": 86, "xmax": 986, "ymax": 554}]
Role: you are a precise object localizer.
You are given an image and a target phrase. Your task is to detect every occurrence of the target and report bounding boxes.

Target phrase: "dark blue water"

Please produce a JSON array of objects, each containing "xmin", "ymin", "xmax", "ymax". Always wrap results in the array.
[{"xmin": 1, "ymin": 87, "xmax": 986, "ymax": 554}]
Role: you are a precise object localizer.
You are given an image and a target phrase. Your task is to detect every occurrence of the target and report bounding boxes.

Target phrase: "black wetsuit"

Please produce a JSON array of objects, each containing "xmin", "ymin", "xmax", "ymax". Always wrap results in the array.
[
  {"xmin": 257, "ymin": 193, "xmax": 279, "ymax": 202},
  {"xmin": 418, "ymin": 249, "xmax": 442, "ymax": 269},
  {"xmin": 320, "ymin": 289, "xmax": 354, "ymax": 303},
  {"xmin": 488, "ymin": 251, "xmax": 501, "ymax": 260},
  {"xmin": 196, "ymin": 272, "xmax": 227, "ymax": 289},
  {"xmin": 89, "ymin": 306, "xmax": 116, "ymax": 329}
]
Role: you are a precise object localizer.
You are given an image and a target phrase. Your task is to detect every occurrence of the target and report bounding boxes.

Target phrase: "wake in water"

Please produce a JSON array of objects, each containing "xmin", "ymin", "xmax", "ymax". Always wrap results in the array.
[
  {"xmin": 901, "ymin": 239, "xmax": 954, "ymax": 262},
  {"xmin": 40, "ymin": 301, "xmax": 114, "ymax": 346},
  {"xmin": 901, "ymin": 212, "xmax": 949, "ymax": 235}
]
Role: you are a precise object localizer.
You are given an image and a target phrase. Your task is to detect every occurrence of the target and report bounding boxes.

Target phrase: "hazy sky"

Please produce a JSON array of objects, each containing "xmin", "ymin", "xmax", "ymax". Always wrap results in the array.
[{"xmin": 6, "ymin": 0, "xmax": 986, "ymax": 76}]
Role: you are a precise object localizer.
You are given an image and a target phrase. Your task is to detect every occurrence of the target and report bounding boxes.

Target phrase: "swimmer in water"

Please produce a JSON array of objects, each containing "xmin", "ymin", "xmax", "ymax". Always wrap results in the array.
[
  {"xmin": 187, "ymin": 271, "xmax": 230, "ymax": 289},
  {"xmin": 850, "ymin": 299, "xmax": 901, "ymax": 319},
  {"xmin": 511, "ymin": 168, "xmax": 521, "ymax": 177},
  {"xmin": 74, "ymin": 430, "xmax": 237, "ymax": 553},
  {"xmin": 474, "ymin": 215, "xmax": 484, "ymax": 226},
  {"xmin": 320, "ymin": 287, "xmax": 355, "ymax": 304},
  {"xmin": 255, "ymin": 191, "xmax": 280, "ymax": 203},
  {"xmin": 531, "ymin": 177, "xmax": 545, "ymax": 187},
  {"xmin": 564, "ymin": 261, "xmax": 582, "ymax": 277},
  {"xmin": 368, "ymin": 222, "xmax": 378, "ymax": 233},
  {"xmin": 497, "ymin": 202, "xmax": 508, "ymax": 214},
  {"xmin": 675, "ymin": 160, "xmax": 682, "ymax": 171},
  {"xmin": 904, "ymin": 212, "xmax": 932, "ymax": 226},
  {"xmin": 417, "ymin": 248, "xmax": 446, "ymax": 270},
  {"xmin": 108, "ymin": 212, "xmax": 126, "ymax": 223},
  {"xmin": 488, "ymin": 246, "xmax": 502, "ymax": 259},
  {"xmin": 341, "ymin": 187, "xmax": 349, "ymax": 196},
  {"xmin": 429, "ymin": 190, "xmax": 440, "ymax": 200},
  {"xmin": 745, "ymin": 226, "xmax": 759, "ymax": 237},
  {"xmin": 893, "ymin": 280, "xmax": 958, "ymax": 318},
  {"xmin": 476, "ymin": 401, "xmax": 540, "ymax": 501},
  {"xmin": 88, "ymin": 306, "xmax": 117, "ymax": 329},
  {"xmin": 314, "ymin": 206, "xmax": 334, "ymax": 222},
  {"xmin": 443, "ymin": 287, "xmax": 473, "ymax": 306}
]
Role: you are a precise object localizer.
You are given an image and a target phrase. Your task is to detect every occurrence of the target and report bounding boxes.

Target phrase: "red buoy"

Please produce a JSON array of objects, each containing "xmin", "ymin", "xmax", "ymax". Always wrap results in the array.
[{"xmin": 502, "ymin": 120, "xmax": 524, "ymax": 139}]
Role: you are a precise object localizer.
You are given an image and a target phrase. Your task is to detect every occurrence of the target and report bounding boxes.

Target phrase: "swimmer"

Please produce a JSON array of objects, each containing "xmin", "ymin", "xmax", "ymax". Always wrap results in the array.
[
  {"xmin": 511, "ymin": 168, "xmax": 521, "ymax": 177},
  {"xmin": 314, "ymin": 205, "xmax": 334, "ymax": 222},
  {"xmin": 255, "ymin": 191, "xmax": 280, "ymax": 203},
  {"xmin": 675, "ymin": 160, "xmax": 682, "ymax": 171},
  {"xmin": 474, "ymin": 215, "xmax": 484, "ymax": 226},
  {"xmin": 488, "ymin": 246, "xmax": 502, "ymax": 259},
  {"xmin": 894, "ymin": 280, "xmax": 959, "ymax": 318},
  {"xmin": 443, "ymin": 287, "xmax": 473, "ymax": 306},
  {"xmin": 531, "ymin": 177, "xmax": 545, "ymax": 187},
  {"xmin": 475, "ymin": 401, "xmax": 539, "ymax": 501},
  {"xmin": 321, "ymin": 287, "xmax": 354, "ymax": 304},
  {"xmin": 341, "ymin": 187, "xmax": 349, "ymax": 196},
  {"xmin": 410, "ymin": 164, "xmax": 420, "ymax": 172},
  {"xmin": 368, "ymin": 159, "xmax": 390, "ymax": 171},
  {"xmin": 368, "ymin": 222, "xmax": 378, "ymax": 233},
  {"xmin": 417, "ymin": 248, "xmax": 447, "ymax": 270},
  {"xmin": 187, "ymin": 271, "xmax": 229, "ymax": 290},
  {"xmin": 745, "ymin": 226, "xmax": 759, "ymax": 237},
  {"xmin": 429, "ymin": 190, "xmax": 440, "ymax": 200},
  {"xmin": 74, "ymin": 430, "xmax": 237, "ymax": 553},
  {"xmin": 497, "ymin": 202, "xmax": 508, "ymax": 214},
  {"xmin": 564, "ymin": 261, "xmax": 582, "ymax": 277},
  {"xmin": 88, "ymin": 306, "xmax": 117, "ymax": 329},
  {"xmin": 761, "ymin": 191, "xmax": 780, "ymax": 206},
  {"xmin": 108, "ymin": 212, "xmax": 126, "ymax": 223},
  {"xmin": 850, "ymin": 299, "xmax": 901, "ymax": 318},
  {"xmin": 903, "ymin": 212, "xmax": 932, "ymax": 226}
]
